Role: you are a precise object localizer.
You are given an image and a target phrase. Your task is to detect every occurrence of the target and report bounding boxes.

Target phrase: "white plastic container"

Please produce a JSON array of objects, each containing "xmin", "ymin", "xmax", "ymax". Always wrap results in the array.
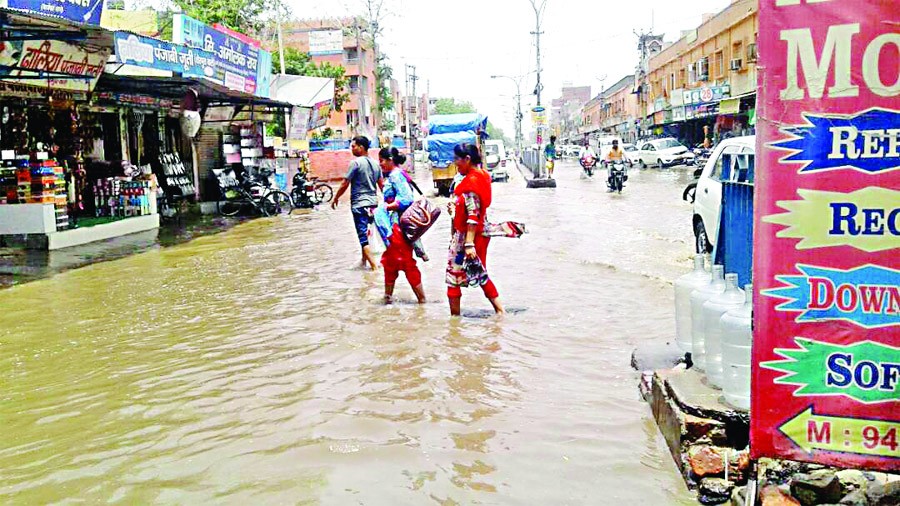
[
  {"xmin": 721, "ymin": 284, "xmax": 753, "ymax": 410},
  {"xmin": 690, "ymin": 265, "xmax": 725, "ymax": 372},
  {"xmin": 702, "ymin": 274, "xmax": 745, "ymax": 389},
  {"xmin": 674, "ymin": 255, "xmax": 709, "ymax": 353}
]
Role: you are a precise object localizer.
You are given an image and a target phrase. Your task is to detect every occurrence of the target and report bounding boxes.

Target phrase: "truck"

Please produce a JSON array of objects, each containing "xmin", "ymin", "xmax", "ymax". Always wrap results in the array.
[{"xmin": 425, "ymin": 113, "xmax": 488, "ymax": 196}]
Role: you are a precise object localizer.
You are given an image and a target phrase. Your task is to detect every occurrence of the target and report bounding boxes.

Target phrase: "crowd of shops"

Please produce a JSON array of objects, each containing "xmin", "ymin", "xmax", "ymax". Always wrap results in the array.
[
  {"xmin": 641, "ymin": 86, "xmax": 757, "ymax": 147},
  {"xmin": 0, "ymin": 5, "xmax": 331, "ymax": 250}
]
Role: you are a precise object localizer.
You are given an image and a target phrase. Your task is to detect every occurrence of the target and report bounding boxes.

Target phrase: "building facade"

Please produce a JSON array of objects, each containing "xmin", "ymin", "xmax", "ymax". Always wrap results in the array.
[
  {"xmin": 283, "ymin": 18, "xmax": 378, "ymax": 140},
  {"xmin": 643, "ymin": 0, "xmax": 759, "ymax": 145}
]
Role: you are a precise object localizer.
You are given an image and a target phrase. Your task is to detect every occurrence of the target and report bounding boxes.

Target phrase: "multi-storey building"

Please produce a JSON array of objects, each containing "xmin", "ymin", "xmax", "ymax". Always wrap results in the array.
[
  {"xmin": 283, "ymin": 18, "xmax": 378, "ymax": 140},
  {"xmin": 643, "ymin": 0, "xmax": 759, "ymax": 145},
  {"xmin": 550, "ymin": 85, "xmax": 591, "ymax": 142}
]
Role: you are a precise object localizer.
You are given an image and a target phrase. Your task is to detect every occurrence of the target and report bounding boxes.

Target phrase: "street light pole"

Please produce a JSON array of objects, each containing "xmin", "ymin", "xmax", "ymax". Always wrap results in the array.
[{"xmin": 527, "ymin": 0, "xmax": 551, "ymax": 183}]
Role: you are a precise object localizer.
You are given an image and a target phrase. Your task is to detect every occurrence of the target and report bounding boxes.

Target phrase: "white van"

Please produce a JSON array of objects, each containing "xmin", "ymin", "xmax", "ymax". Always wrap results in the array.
[{"xmin": 483, "ymin": 140, "xmax": 509, "ymax": 182}]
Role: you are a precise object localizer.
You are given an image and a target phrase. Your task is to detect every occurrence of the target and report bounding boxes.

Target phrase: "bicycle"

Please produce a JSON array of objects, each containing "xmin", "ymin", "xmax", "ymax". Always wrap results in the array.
[{"xmin": 214, "ymin": 169, "xmax": 293, "ymax": 217}]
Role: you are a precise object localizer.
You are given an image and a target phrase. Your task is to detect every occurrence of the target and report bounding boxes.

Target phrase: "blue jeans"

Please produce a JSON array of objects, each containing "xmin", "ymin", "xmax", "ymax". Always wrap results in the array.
[{"xmin": 352, "ymin": 206, "xmax": 375, "ymax": 246}]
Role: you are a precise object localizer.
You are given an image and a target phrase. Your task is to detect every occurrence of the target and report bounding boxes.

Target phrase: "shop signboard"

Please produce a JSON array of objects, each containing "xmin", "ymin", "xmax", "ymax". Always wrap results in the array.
[
  {"xmin": 3, "ymin": 0, "xmax": 104, "ymax": 26},
  {"xmin": 114, "ymin": 32, "xmax": 216, "ymax": 80},
  {"xmin": 752, "ymin": 0, "xmax": 899, "ymax": 472},
  {"xmin": 308, "ymin": 99, "xmax": 332, "ymax": 129},
  {"xmin": 532, "ymin": 106, "xmax": 547, "ymax": 126},
  {"xmin": 672, "ymin": 106, "xmax": 686, "ymax": 123},
  {"xmin": 683, "ymin": 85, "xmax": 730, "ymax": 105},
  {"xmin": 288, "ymin": 106, "xmax": 311, "ymax": 141},
  {"xmin": 0, "ymin": 39, "xmax": 108, "ymax": 92},
  {"xmin": 172, "ymin": 14, "xmax": 273, "ymax": 97},
  {"xmin": 309, "ymin": 30, "xmax": 344, "ymax": 56}
]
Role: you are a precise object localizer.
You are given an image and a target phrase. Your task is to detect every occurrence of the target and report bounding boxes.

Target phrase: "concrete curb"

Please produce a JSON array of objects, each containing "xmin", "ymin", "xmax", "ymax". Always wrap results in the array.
[{"xmin": 514, "ymin": 160, "xmax": 558, "ymax": 188}]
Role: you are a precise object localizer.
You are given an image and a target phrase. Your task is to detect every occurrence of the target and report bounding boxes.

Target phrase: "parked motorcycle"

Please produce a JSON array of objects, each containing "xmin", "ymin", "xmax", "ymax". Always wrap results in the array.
[
  {"xmin": 682, "ymin": 167, "xmax": 704, "ymax": 203},
  {"xmin": 291, "ymin": 171, "xmax": 333, "ymax": 208},
  {"xmin": 609, "ymin": 162, "xmax": 627, "ymax": 193},
  {"xmin": 580, "ymin": 156, "xmax": 596, "ymax": 177},
  {"xmin": 692, "ymin": 146, "xmax": 712, "ymax": 167}
]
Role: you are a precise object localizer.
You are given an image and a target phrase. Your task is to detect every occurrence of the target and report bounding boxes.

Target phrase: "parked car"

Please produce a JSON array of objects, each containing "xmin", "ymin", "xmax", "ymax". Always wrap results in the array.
[
  {"xmin": 693, "ymin": 135, "xmax": 756, "ymax": 253},
  {"xmin": 635, "ymin": 138, "xmax": 695, "ymax": 168},
  {"xmin": 483, "ymin": 140, "xmax": 509, "ymax": 182},
  {"xmin": 622, "ymin": 143, "xmax": 639, "ymax": 167}
]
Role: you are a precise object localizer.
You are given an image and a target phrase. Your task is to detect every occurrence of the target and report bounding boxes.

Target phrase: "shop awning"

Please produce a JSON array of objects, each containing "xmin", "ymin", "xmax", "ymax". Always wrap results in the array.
[
  {"xmin": 95, "ymin": 73, "xmax": 291, "ymax": 110},
  {"xmin": 270, "ymin": 75, "xmax": 334, "ymax": 107}
]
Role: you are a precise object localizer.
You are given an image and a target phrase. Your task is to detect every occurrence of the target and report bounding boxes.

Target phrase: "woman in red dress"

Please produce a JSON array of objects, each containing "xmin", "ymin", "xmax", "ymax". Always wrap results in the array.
[{"xmin": 446, "ymin": 143, "xmax": 504, "ymax": 316}]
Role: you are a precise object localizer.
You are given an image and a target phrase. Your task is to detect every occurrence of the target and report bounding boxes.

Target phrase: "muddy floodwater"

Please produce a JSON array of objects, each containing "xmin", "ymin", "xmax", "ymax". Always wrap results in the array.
[{"xmin": 0, "ymin": 162, "xmax": 700, "ymax": 504}]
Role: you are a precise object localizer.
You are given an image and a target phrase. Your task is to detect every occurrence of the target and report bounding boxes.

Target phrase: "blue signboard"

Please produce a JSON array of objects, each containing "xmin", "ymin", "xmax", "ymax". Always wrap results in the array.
[
  {"xmin": 5, "ymin": 0, "xmax": 104, "ymax": 26},
  {"xmin": 172, "ymin": 14, "xmax": 272, "ymax": 98},
  {"xmin": 114, "ymin": 32, "xmax": 217, "ymax": 80}
]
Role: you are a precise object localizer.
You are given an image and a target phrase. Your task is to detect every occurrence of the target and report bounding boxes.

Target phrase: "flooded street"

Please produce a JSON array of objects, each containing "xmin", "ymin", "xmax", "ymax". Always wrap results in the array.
[{"xmin": 0, "ymin": 161, "xmax": 700, "ymax": 504}]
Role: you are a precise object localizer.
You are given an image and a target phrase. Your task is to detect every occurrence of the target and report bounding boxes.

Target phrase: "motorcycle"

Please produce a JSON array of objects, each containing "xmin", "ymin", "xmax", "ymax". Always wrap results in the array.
[
  {"xmin": 692, "ymin": 146, "xmax": 712, "ymax": 167},
  {"xmin": 291, "ymin": 171, "xmax": 333, "ymax": 208},
  {"xmin": 609, "ymin": 162, "xmax": 627, "ymax": 193},
  {"xmin": 580, "ymin": 156, "xmax": 596, "ymax": 177}
]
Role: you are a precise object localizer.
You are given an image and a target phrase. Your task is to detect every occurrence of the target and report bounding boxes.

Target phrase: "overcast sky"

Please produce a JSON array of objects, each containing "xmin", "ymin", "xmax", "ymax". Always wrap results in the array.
[{"xmin": 286, "ymin": 0, "xmax": 732, "ymax": 137}]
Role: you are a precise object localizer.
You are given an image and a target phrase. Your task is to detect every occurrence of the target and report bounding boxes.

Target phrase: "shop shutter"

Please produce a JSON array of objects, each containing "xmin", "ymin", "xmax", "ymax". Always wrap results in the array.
[{"xmin": 196, "ymin": 127, "xmax": 223, "ymax": 200}]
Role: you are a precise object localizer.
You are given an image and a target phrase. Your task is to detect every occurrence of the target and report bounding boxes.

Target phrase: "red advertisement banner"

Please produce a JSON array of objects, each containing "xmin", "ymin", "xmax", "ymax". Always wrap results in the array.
[{"xmin": 752, "ymin": 0, "xmax": 899, "ymax": 471}]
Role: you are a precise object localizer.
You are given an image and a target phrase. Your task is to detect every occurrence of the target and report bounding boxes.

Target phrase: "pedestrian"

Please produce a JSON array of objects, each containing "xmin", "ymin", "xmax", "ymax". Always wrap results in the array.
[
  {"xmin": 331, "ymin": 136, "xmax": 382, "ymax": 271},
  {"xmin": 374, "ymin": 147, "xmax": 426, "ymax": 304},
  {"xmin": 446, "ymin": 143, "xmax": 504, "ymax": 316},
  {"xmin": 544, "ymin": 135, "xmax": 558, "ymax": 178}
]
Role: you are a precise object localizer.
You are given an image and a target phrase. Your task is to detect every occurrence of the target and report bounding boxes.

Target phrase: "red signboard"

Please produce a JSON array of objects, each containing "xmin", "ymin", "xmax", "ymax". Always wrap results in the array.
[{"xmin": 752, "ymin": 1, "xmax": 899, "ymax": 471}]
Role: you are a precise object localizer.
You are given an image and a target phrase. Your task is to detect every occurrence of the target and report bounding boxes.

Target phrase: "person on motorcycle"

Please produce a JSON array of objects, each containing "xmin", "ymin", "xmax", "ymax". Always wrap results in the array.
[
  {"xmin": 578, "ymin": 140, "xmax": 597, "ymax": 176},
  {"xmin": 605, "ymin": 139, "xmax": 626, "ymax": 191}
]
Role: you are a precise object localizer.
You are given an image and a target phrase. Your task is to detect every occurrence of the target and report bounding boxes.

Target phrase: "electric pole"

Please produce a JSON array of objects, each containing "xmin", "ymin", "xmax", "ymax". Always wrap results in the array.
[
  {"xmin": 407, "ymin": 64, "xmax": 418, "ymax": 149},
  {"xmin": 528, "ymin": 0, "xmax": 553, "ymax": 185}
]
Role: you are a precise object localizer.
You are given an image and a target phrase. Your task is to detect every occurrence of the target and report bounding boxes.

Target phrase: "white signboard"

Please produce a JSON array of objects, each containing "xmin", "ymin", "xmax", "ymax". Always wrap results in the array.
[{"xmin": 309, "ymin": 30, "xmax": 343, "ymax": 56}]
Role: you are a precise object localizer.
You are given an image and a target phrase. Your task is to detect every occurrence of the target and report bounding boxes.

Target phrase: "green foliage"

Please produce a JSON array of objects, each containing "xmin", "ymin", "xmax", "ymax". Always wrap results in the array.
[
  {"xmin": 486, "ymin": 122, "xmax": 509, "ymax": 144},
  {"xmin": 375, "ymin": 62, "xmax": 394, "ymax": 114},
  {"xmin": 433, "ymin": 98, "xmax": 475, "ymax": 115},
  {"xmin": 172, "ymin": 0, "xmax": 265, "ymax": 33},
  {"xmin": 276, "ymin": 47, "xmax": 351, "ymax": 112},
  {"xmin": 381, "ymin": 118, "xmax": 396, "ymax": 132}
]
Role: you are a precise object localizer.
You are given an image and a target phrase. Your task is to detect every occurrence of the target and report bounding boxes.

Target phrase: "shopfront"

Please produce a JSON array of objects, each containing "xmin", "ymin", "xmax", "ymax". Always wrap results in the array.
[{"xmin": 0, "ymin": 10, "xmax": 162, "ymax": 249}]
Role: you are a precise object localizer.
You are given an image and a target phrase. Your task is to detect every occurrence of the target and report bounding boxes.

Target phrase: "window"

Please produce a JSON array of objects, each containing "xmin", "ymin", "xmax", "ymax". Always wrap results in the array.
[
  {"xmin": 711, "ymin": 146, "xmax": 743, "ymax": 181},
  {"xmin": 688, "ymin": 63, "xmax": 697, "ymax": 84},
  {"xmin": 670, "ymin": 73, "xmax": 676, "ymax": 92},
  {"xmin": 344, "ymin": 48, "xmax": 358, "ymax": 62},
  {"xmin": 715, "ymin": 51, "xmax": 725, "ymax": 79},
  {"xmin": 697, "ymin": 57, "xmax": 709, "ymax": 81},
  {"xmin": 679, "ymin": 68, "xmax": 686, "ymax": 88},
  {"xmin": 349, "ymin": 76, "xmax": 359, "ymax": 92}
]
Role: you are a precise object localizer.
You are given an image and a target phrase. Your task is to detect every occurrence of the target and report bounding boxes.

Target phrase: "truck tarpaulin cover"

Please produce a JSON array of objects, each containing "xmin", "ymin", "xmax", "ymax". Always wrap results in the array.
[
  {"xmin": 426, "ymin": 131, "xmax": 477, "ymax": 168},
  {"xmin": 752, "ymin": 0, "xmax": 899, "ymax": 471},
  {"xmin": 427, "ymin": 113, "xmax": 488, "ymax": 135}
]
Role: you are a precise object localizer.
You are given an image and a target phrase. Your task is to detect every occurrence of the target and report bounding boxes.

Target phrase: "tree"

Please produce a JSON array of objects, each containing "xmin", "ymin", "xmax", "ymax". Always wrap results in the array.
[
  {"xmin": 171, "ymin": 0, "xmax": 266, "ymax": 33},
  {"xmin": 433, "ymin": 98, "xmax": 475, "ymax": 115},
  {"xmin": 276, "ymin": 47, "xmax": 351, "ymax": 113}
]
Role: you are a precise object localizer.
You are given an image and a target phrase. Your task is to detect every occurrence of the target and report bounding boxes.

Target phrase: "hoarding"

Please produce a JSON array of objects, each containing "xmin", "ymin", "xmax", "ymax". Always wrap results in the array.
[
  {"xmin": 172, "ymin": 14, "xmax": 273, "ymax": 97},
  {"xmin": 4, "ymin": 0, "xmax": 104, "ymax": 26},
  {"xmin": 114, "ymin": 32, "xmax": 216, "ymax": 80},
  {"xmin": 0, "ymin": 39, "xmax": 108, "ymax": 92},
  {"xmin": 309, "ymin": 30, "xmax": 344, "ymax": 56},
  {"xmin": 752, "ymin": 0, "xmax": 899, "ymax": 471}
]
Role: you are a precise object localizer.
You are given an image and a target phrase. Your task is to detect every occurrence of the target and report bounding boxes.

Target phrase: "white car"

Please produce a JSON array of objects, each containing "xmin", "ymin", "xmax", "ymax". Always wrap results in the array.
[
  {"xmin": 483, "ymin": 140, "xmax": 509, "ymax": 182},
  {"xmin": 636, "ymin": 138, "xmax": 695, "ymax": 168},
  {"xmin": 693, "ymin": 136, "xmax": 756, "ymax": 253},
  {"xmin": 622, "ymin": 143, "xmax": 639, "ymax": 167}
]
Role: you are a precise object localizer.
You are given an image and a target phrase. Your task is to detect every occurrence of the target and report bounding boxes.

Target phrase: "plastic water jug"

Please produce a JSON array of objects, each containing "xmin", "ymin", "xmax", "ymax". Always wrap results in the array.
[
  {"xmin": 721, "ymin": 284, "xmax": 753, "ymax": 410},
  {"xmin": 690, "ymin": 265, "xmax": 725, "ymax": 372},
  {"xmin": 674, "ymin": 255, "xmax": 709, "ymax": 353},
  {"xmin": 702, "ymin": 274, "xmax": 745, "ymax": 389}
]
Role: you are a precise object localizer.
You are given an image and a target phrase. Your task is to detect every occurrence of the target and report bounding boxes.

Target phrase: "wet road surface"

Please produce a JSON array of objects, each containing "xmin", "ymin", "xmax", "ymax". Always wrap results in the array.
[{"xmin": 0, "ymin": 160, "xmax": 700, "ymax": 504}]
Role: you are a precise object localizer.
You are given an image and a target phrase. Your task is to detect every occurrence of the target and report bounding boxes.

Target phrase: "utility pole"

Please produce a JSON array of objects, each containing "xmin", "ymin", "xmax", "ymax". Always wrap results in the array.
[
  {"xmin": 276, "ymin": 0, "xmax": 289, "ymax": 139},
  {"xmin": 404, "ymin": 65, "xmax": 412, "ymax": 152},
  {"xmin": 527, "ymin": 0, "xmax": 553, "ymax": 186},
  {"xmin": 407, "ymin": 65, "xmax": 418, "ymax": 149}
]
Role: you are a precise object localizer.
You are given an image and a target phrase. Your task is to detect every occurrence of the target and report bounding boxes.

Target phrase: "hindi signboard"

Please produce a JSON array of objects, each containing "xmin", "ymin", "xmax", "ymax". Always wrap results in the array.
[
  {"xmin": 114, "ymin": 32, "xmax": 217, "ymax": 80},
  {"xmin": 4, "ymin": 0, "xmax": 104, "ymax": 26},
  {"xmin": 309, "ymin": 30, "xmax": 344, "ymax": 56},
  {"xmin": 0, "ymin": 39, "xmax": 108, "ymax": 92},
  {"xmin": 752, "ymin": 0, "xmax": 900, "ymax": 471},
  {"xmin": 172, "ymin": 14, "xmax": 273, "ymax": 97}
]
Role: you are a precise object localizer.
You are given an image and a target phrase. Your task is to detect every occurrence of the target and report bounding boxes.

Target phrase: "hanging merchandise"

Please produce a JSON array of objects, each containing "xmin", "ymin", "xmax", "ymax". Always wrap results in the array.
[{"xmin": 159, "ymin": 153, "xmax": 195, "ymax": 197}]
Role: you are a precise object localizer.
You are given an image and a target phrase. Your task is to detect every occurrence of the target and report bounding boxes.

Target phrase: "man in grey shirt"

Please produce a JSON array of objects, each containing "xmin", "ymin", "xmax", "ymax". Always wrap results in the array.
[{"xmin": 332, "ymin": 136, "xmax": 382, "ymax": 270}]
